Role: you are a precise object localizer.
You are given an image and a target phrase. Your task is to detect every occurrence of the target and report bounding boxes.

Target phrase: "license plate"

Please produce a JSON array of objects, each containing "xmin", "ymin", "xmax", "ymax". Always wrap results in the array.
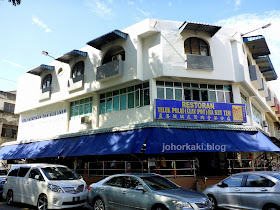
[{"xmin": 73, "ymin": 196, "xmax": 80, "ymax": 202}]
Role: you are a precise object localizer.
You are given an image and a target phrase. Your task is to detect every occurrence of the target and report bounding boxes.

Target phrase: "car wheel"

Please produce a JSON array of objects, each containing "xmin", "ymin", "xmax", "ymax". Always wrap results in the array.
[
  {"xmin": 153, "ymin": 204, "xmax": 168, "ymax": 210},
  {"xmin": 93, "ymin": 198, "xmax": 105, "ymax": 210},
  {"xmin": 6, "ymin": 190, "xmax": 13, "ymax": 205},
  {"xmin": 264, "ymin": 205, "xmax": 280, "ymax": 210},
  {"xmin": 37, "ymin": 194, "xmax": 48, "ymax": 210},
  {"xmin": 208, "ymin": 195, "xmax": 217, "ymax": 210}
]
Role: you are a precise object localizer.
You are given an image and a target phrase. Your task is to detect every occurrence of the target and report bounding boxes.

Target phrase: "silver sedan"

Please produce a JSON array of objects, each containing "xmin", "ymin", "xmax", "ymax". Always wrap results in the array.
[
  {"xmin": 87, "ymin": 173, "xmax": 211, "ymax": 210},
  {"xmin": 203, "ymin": 171, "xmax": 280, "ymax": 210}
]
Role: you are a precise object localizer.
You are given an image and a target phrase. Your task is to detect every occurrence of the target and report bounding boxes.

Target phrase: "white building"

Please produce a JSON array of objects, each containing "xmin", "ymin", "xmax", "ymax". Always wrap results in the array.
[{"xmin": 1, "ymin": 19, "xmax": 279, "ymax": 186}]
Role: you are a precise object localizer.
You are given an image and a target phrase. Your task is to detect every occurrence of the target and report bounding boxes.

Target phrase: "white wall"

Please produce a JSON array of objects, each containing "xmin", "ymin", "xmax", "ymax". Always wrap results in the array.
[{"xmin": 14, "ymin": 19, "xmax": 279, "ymax": 142}]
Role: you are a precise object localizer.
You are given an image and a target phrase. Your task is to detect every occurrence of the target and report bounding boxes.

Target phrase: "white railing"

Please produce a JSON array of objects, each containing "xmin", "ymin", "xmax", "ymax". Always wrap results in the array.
[
  {"xmin": 74, "ymin": 159, "xmax": 197, "ymax": 178},
  {"xmin": 227, "ymin": 159, "xmax": 274, "ymax": 174}
]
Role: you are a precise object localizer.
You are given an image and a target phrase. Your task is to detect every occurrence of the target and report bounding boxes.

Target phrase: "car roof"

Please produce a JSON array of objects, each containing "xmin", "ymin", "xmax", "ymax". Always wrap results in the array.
[
  {"xmin": 106, "ymin": 173, "xmax": 160, "ymax": 179},
  {"xmin": 10, "ymin": 163, "xmax": 67, "ymax": 168},
  {"xmin": 232, "ymin": 171, "xmax": 280, "ymax": 177}
]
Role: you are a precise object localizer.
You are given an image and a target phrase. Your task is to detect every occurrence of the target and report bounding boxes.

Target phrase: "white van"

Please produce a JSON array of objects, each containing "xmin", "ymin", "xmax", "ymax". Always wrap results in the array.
[{"xmin": 3, "ymin": 163, "xmax": 88, "ymax": 210}]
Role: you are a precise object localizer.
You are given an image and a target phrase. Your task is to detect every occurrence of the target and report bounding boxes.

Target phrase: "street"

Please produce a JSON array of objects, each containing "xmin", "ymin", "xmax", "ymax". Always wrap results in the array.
[{"xmin": 0, "ymin": 197, "xmax": 92, "ymax": 210}]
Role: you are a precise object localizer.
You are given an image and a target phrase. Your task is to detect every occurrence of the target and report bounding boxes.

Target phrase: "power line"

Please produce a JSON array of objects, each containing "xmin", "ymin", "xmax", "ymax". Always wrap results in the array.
[{"xmin": 0, "ymin": 77, "xmax": 17, "ymax": 83}]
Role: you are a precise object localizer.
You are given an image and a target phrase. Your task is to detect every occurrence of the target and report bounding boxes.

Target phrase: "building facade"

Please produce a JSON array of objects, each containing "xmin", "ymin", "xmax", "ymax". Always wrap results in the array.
[
  {"xmin": 1, "ymin": 19, "xmax": 280, "ymax": 187},
  {"xmin": 0, "ymin": 91, "xmax": 18, "ymax": 145}
]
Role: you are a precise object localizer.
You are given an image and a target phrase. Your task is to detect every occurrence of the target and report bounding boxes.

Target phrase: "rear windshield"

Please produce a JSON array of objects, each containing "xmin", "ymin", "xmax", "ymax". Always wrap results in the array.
[
  {"xmin": 272, "ymin": 175, "xmax": 280, "ymax": 180},
  {"xmin": 41, "ymin": 167, "xmax": 79, "ymax": 180}
]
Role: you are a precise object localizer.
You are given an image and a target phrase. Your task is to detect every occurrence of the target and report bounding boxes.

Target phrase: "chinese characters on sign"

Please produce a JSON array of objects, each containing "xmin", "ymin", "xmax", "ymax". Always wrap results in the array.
[{"xmin": 155, "ymin": 99, "xmax": 246, "ymax": 123}]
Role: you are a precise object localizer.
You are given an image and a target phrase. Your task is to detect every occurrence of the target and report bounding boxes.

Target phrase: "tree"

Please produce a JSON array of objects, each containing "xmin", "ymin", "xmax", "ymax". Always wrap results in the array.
[{"xmin": 8, "ymin": 0, "xmax": 21, "ymax": 6}]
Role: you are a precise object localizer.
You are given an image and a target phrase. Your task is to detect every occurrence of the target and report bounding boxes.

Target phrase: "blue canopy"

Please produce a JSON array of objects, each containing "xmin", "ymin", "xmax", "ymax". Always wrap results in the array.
[
  {"xmin": 144, "ymin": 128, "xmax": 280, "ymax": 154},
  {"xmin": 0, "ymin": 128, "xmax": 279, "ymax": 160},
  {"xmin": 0, "ymin": 129, "xmax": 147, "ymax": 160}
]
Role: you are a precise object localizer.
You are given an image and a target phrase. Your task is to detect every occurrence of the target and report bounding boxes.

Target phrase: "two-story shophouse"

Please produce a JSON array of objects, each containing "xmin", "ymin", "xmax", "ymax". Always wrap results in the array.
[{"xmin": 0, "ymin": 19, "xmax": 280, "ymax": 188}]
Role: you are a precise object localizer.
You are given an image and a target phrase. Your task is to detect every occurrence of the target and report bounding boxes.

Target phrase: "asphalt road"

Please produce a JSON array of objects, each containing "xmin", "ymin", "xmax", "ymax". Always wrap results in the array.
[{"xmin": 0, "ymin": 197, "xmax": 92, "ymax": 210}]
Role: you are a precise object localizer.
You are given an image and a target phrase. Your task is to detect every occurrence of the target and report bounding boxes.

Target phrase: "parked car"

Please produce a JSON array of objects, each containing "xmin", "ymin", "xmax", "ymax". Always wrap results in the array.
[
  {"xmin": 203, "ymin": 171, "xmax": 280, "ymax": 210},
  {"xmin": 87, "ymin": 173, "xmax": 211, "ymax": 210},
  {"xmin": 3, "ymin": 163, "xmax": 88, "ymax": 210},
  {"xmin": 0, "ymin": 166, "xmax": 9, "ymax": 195}
]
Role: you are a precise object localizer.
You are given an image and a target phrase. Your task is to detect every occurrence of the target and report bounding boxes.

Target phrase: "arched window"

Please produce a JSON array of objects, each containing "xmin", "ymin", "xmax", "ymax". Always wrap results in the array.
[
  {"xmin": 184, "ymin": 37, "xmax": 209, "ymax": 56},
  {"xmin": 42, "ymin": 74, "xmax": 52, "ymax": 89},
  {"xmin": 72, "ymin": 61, "xmax": 84, "ymax": 78},
  {"xmin": 102, "ymin": 46, "xmax": 125, "ymax": 65}
]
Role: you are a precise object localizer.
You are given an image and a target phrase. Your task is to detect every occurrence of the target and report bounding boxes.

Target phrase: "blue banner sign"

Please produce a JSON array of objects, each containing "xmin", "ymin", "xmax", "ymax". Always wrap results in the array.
[{"xmin": 155, "ymin": 99, "xmax": 247, "ymax": 123}]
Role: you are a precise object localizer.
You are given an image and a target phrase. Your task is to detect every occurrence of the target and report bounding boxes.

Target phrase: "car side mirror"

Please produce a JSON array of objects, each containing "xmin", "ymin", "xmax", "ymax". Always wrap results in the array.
[
  {"xmin": 79, "ymin": 175, "xmax": 83, "ymax": 180},
  {"xmin": 135, "ymin": 185, "xmax": 145, "ymax": 191},
  {"xmin": 217, "ymin": 182, "xmax": 228, "ymax": 188},
  {"xmin": 34, "ymin": 175, "xmax": 40, "ymax": 180}
]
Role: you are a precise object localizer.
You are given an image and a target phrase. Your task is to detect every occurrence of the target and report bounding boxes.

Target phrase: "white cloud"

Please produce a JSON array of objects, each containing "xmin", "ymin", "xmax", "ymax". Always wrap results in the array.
[
  {"xmin": 2, "ymin": 59, "xmax": 27, "ymax": 70},
  {"xmin": 86, "ymin": 0, "xmax": 112, "ymax": 17},
  {"xmin": 127, "ymin": 0, "xmax": 134, "ymax": 5},
  {"xmin": 216, "ymin": 10, "xmax": 280, "ymax": 98},
  {"xmin": 137, "ymin": 8, "xmax": 150, "ymax": 17},
  {"xmin": 32, "ymin": 16, "xmax": 51, "ymax": 33},
  {"xmin": 235, "ymin": 0, "xmax": 241, "ymax": 7}
]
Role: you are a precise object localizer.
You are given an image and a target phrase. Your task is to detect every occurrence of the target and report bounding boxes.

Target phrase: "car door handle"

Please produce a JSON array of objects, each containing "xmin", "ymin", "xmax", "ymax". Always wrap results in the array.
[
  {"xmin": 234, "ymin": 188, "xmax": 240, "ymax": 191},
  {"xmin": 101, "ymin": 188, "xmax": 105, "ymax": 191},
  {"xmin": 260, "ymin": 188, "xmax": 268, "ymax": 192},
  {"xmin": 122, "ymin": 191, "xmax": 126, "ymax": 194}
]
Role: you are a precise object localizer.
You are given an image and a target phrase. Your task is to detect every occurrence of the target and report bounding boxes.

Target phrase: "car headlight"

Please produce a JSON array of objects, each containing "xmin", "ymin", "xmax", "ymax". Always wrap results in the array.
[
  {"xmin": 172, "ymin": 200, "xmax": 193, "ymax": 209},
  {"xmin": 48, "ymin": 184, "xmax": 64, "ymax": 193}
]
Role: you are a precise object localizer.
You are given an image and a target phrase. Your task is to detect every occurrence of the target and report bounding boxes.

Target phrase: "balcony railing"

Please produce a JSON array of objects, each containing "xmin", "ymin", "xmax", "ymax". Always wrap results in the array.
[{"xmin": 96, "ymin": 59, "xmax": 123, "ymax": 81}]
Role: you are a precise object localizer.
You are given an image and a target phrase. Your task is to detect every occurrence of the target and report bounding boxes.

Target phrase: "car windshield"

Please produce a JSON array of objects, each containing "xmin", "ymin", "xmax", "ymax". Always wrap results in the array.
[
  {"xmin": 141, "ymin": 176, "xmax": 179, "ymax": 191},
  {"xmin": 0, "ymin": 170, "xmax": 8, "ymax": 175},
  {"xmin": 41, "ymin": 167, "xmax": 79, "ymax": 180}
]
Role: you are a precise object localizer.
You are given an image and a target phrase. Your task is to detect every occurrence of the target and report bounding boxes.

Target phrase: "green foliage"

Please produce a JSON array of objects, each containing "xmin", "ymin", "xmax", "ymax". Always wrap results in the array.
[{"xmin": 8, "ymin": 0, "xmax": 21, "ymax": 6}]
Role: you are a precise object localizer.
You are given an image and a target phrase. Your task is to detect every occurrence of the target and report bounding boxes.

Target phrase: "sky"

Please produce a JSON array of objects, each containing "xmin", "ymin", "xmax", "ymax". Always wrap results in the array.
[{"xmin": 0, "ymin": 0, "xmax": 280, "ymax": 96}]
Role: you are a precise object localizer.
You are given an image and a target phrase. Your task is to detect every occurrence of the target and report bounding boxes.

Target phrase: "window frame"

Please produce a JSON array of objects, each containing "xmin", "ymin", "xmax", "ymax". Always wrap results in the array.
[
  {"xmin": 70, "ymin": 97, "xmax": 93, "ymax": 120},
  {"xmin": 222, "ymin": 174, "xmax": 245, "ymax": 187},
  {"xmin": 99, "ymin": 82, "xmax": 150, "ymax": 114},
  {"xmin": 42, "ymin": 74, "xmax": 52, "ymax": 90},
  {"xmin": 156, "ymin": 81, "xmax": 232, "ymax": 103},
  {"xmin": 3, "ymin": 102, "xmax": 15, "ymax": 113},
  {"xmin": 244, "ymin": 174, "xmax": 275, "ymax": 188},
  {"xmin": 184, "ymin": 37, "xmax": 210, "ymax": 56},
  {"xmin": 71, "ymin": 61, "xmax": 84, "ymax": 79},
  {"xmin": 252, "ymin": 104, "xmax": 262, "ymax": 125}
]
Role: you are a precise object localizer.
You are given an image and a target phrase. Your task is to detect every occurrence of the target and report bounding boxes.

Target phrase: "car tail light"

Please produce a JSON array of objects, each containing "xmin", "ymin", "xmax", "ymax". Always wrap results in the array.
[{"xmin": 88, "ymin": 186, "xmax": 92, "ymax": 191}]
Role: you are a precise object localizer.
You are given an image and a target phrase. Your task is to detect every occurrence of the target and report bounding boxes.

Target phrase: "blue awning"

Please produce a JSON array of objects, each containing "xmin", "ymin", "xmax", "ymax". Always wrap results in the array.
[
  {"xmin": 0, "ymin": 128, "xmax": 279, "ymax": 160},
  {"xmin": 254, "ymin": 55, "xmax": 277, "ymax": 81},
  {"xmin": 55, "ymin": 50, "xmax": 88, "ymax": 64},
  {"xmin": 67, "ymin": 129, "xmax": 147, "ymax": 156},
  {"xmin": 27, "ymin": 64, "xmax": 54, "ymax": 76},
  {"xmin": 144, "ymin": 128, "xmax": 280, "ymax": 154},
  {"xmin": 87, "ymin": 30, "xmax": 128, "ymax": 50},
  {"xmin": 0, "ymin": 137, "xmax": 81, "ymax": 160},
  {"xmin": 243, "ymin": 35, "xmax": 270, "ymax": 57},
  {"xmin": 0, "ymin": 130, "xmax": 147, "ymax": 160}
]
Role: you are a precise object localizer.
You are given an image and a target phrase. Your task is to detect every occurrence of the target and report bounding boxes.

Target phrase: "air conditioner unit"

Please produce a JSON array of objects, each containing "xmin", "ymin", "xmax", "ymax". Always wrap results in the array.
[
  {"xmin": 80, "ymin": 116, "xmax": 91, "ymax": 124},
  {"xmin": 112, "ymin": 54, "xmax": 122, "ymax": 61},
  {"xmin": 262, "ymin": 121, "xmax": 268, "ymax": 127}
]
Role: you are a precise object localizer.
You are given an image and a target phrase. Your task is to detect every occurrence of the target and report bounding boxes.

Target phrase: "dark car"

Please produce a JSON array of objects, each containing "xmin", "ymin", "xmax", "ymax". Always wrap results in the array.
[
  {"xmin": 87, "ymin": 173, "xmax": 211, "ymax": 210},
  {"xmin": 203, "ymin": 171, "xmax": 280, "ymax": 210},
  {"xmin": 0, "ymin": 166, "xmax": 8, "ymax": 194}
]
